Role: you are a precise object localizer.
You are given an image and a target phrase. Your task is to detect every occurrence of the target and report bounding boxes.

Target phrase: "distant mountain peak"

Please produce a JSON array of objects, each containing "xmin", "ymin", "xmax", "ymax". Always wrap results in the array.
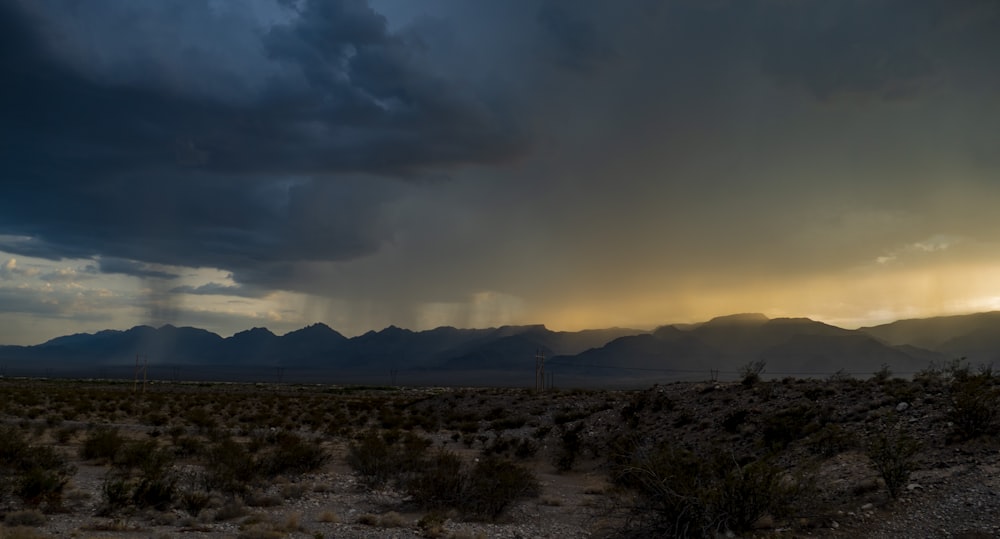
[
  {"xmin": 704, "ymin": 313, "xmax": 769, "ymax": 326},
  {"xmin": 283, "ymin": 322, "xmax": 345, "ymax": 339},
  {"xmin": 232, "ymin": 327, "xmax": 275, "ymax": 338},
  {"xmin": 379, "ymin": 325, "xmax": 414, "ymax": 335}
]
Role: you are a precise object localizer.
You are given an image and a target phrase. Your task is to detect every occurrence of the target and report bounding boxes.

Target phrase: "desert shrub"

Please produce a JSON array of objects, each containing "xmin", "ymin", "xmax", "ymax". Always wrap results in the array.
[
  {"xmin": 481, "ymin": 435, "xmax": 513, "ymax": 457},
  {"xmin": 179, "ymin": 489, "xmax": 212, "ymax": 516},
  {"xmin": 54, "ymin": 425, "xmax": 78, "ymax": 444},
  {"xmin": 99, "ymin": 440, "xmax": 177, "ymax": 513},
  {"xmin": 620, "ymin": 393, "xmax": 647, "ymax": 428},
  {"xmin": 532, "ymin": 425, "xmax": 552, "ymax": 439},
  {"xmin": 808, "ymin": 424, "xmax": 855, "ymax": 458},
  {"xmin": 404, "ymin": 450, "xmax": 465, "ymax": 509},
  {"xmin": 740, "ymin": 360, "xmax": 766, "ymax": 387},
  {"xmin": 867, "ymin": 420, "xmax": 919, "ymax": 499},
  {"xmin": 350, "ymin": 435, "xmax": 538, "ymax": 520},
  {"xmin": 722, "ymin": 410, "xmax": 750, "ymax": 434},
  {"xmin": 828, "ymin": 369, "xmax": 853, "ymax": 383},
  {"xmin": 462, "ymin": 456, "xmax": 539, "ymax": 520},
  {"xmin": 184, "ymin": 407, "xmax": 217, "ymax": 431},
  {"xmin": 214, "ymin": 498, "xmax": 248, "ymax": 521},
  {"xmin": 417, "ymin": 510, "xmax": 446, "ymax": 536},
  {"xmin": 883, "ymin": 378, "xmax": 921, "ymax": 403},
  {"xmin": 489, "ymin": 415, "xmax": 528, "ymax": 431},
  {"xmin": 553, "ymin": 410, "xmax": 589, "ymax": 424},
  {"xmin": 80, "ymin": 426, "xmax": 126, "ymax": 461},
  {"xmin": 872, "ymin": 364, "xmax": 892, "ymax": 384},
  {"xmin": 710, "ymin": 459, "xmax": 790, "ymax": 532},
  {"xmin": 172, "ymin": 435, "xmax": 204, "ymax": 457},
  {"xmin": 256, "ymin": 432, "xmax": 329, "ymax": 477},
  {"xmin": 514, "ymin": 437, "xmax": 539, "ymax": 460},
  {"xmin": 610, "ymin": 439, "xmax": 796, "ymax": 537},
  {"xmin": 15, "ymin": 466, "xmax": 70, "ymax": 510},
  {"xmin": 346, "ymin": 429, "xmax": 429, "ymax": 488},
  {"xmin": 99, "ymin": 478, "xmax": 131, "ymax": 514},
  {"xmin": 0, "ymin": 427, "xmax": 75, "ymax": 510},
  {"xmin": 202, "ymin": 437, "xmax": 256, "ymax": 494},
  {"xmin": 346, "ymin": 430, "xmax": 398, "ymax": 488},
  {"xmin": 553, "ymin": 424, "xmax": 584, "ymax": 472},
  {"xmin": 760, "ymin": 405, "xmax": 820, "ymax": 450},
  {"xmin": 914, "ymin": 361, "xmax": 948, "ymax": 387},
  {"xmin": 610, "ymin": 441, "xmax": 712, "ymax": 537},
  {"xmin": 949, "ymin": 371, "xmax": 999, "ymax": 441}
]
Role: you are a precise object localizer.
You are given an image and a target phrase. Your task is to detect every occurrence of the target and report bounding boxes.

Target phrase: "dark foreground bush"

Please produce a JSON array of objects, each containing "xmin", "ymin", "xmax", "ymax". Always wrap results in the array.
[
  {"xmin": 0, "ymin": 425, "xmax": 75, "ymax": 510},
  {"xmin": 197, "ymin": 433, "xmax": 329, "ymax": 496},
  {"xmin": 346, "ymin": 433, "xmax": 539, "ymax": 520},
  {"xmin": 867, "ymin": 420, "xmax": 919, "ymax": 499},
  {"xmin": 256, "ymin": 431, "xmax": 330, "ymax": 477},
  {"xmin": 949, "ymin": 372, "xmax": 999, "ymax": 441},
  {"xmin": 404, "ymin": 450, "xmax": 465, "ymax": 509},
  {"xmin": 462, "ymin": 456, "xmax": 539, "ymax": 520},
  {"xmin": 346, "ymin": 429, "xmax": 429, "ymax": 488},
  {"xmin": 80, "ymin": 426, "xmax": 126, "ymax": 461},
  {"xmin": 609, "ymin": 439, "xmax": 797, "ymax": 537},
  {"xmin": 99, "ymin": 440, "xmax": 177, "ymax": 514},
  {"xmin": 202, "ymin": 437, "xmax": 257, "ymax": 494}
]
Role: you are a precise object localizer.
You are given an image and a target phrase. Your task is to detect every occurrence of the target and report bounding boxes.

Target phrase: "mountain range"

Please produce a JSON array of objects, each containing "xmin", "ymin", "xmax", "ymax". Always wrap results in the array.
[{"xmin": 3, "ymin": 312, "xmax": 1000, "ymax": 386}]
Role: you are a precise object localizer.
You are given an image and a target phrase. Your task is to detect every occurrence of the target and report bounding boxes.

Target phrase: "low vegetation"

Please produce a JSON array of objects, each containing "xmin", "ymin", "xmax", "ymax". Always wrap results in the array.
[{"xmin": 0, "ymin": 365, "xmax": 999, "ymax": 537}]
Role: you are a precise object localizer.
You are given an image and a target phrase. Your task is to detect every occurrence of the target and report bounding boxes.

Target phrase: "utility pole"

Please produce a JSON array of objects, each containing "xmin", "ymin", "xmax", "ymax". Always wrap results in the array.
[
  {"xmin": 535, "ymin": 349, "xmax": 545, "ymax": 392},
  {"xmin": 133, "ymin": 354, "xmax": 148, "ymax": 394}
]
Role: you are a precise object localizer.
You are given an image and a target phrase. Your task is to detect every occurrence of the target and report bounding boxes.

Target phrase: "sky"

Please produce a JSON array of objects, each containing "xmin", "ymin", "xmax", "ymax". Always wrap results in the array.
[{"xmin": 2, "ymin": 0, "xmax": 1000, "ymax": 345}]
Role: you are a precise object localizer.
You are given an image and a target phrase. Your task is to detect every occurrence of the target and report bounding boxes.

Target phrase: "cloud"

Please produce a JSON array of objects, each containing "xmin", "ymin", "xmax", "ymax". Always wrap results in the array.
[
  {"xmin": 3, "ymin": 0, "xmax": 1000, "ymax": 342},
  {"xmin": 97, "ymin": 258, "xmax": 180, "ymax": 280},
  {"xmin": 39, "ymin": 267, "xmax": 90, "ymax": 283},
  {"xmin": 170, "ymin": 282, "xmax": 268, "ymax": 299},
  {"xmin": 535, "ymin": 3, "xmax": 618, "ymax": 73},
  {"xmin": 875, "ymin": 235, "xmax": 967, "ymax": 266},
  {"xmin": 0, "ymin": 282, "xmax": 120, "ymax": 320},
  {"xmin": 753, "ymin": 0, "xmax": 949, "ymax": 101},
  {"xmin": 0, "ymin": 0, "xmax": 526, "ymax": 274},
  {"xmin": 0, "ymin": 258, "xmax": 39, "ymax": 280}
]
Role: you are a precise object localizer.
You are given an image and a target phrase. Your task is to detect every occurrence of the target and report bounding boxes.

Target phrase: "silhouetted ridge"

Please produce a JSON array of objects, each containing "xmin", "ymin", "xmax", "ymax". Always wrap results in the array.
[{"xmin": 9, "ymin": 312, "xmax": 1000, "ymax": 384}]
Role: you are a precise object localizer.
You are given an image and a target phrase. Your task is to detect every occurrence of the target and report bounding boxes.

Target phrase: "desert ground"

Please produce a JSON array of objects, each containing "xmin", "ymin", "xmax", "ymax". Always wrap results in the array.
[{"xmin": 2, "ymin": 365, "xmax": 1000, "ymax": 538}]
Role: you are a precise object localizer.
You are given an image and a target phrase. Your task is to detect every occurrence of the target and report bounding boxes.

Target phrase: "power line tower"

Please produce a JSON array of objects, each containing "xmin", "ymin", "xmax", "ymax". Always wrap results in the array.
[
  {"xmin": 133, "ymin": 354, "xmax": 148, "ymax": 394},
  {"xmin": 535, "ymin": 349, "xmax": 545, "ymax": 392}
]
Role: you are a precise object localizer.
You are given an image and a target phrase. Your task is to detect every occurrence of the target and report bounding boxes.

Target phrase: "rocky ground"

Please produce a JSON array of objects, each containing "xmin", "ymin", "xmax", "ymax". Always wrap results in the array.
[{"xmin": 0, "ymin": 371, "xmax": 999, "ymax": 538}]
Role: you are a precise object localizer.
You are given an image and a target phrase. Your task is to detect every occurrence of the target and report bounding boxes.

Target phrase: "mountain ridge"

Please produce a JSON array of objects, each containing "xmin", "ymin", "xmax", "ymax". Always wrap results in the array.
[{"xmin": 2, "ymin": 312, "xmax": 1000, "ymax": 385}]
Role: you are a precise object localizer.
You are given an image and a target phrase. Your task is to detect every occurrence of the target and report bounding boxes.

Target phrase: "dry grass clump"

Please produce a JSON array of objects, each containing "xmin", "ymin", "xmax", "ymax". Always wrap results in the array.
[
  {"xmin": 317, "ymin": 510, "xmax": 340, "ymax": 523},
  {"xmin": 0, "ymin": 527, "xmax": 52, "ymax": 539},
  {"xmin": 3, "ymin": 510, "xmax": 46, "ymax": 527},
  {"xmin": 356, "ymin": 511, "xmax": 406, "ymax": 528}
]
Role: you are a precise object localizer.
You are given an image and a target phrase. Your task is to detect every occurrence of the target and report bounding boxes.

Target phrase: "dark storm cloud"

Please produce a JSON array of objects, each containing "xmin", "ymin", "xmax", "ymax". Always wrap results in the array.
[
  {"xmin": 535, "ymin": 3, "xmax": 618, "ymax": 73},
  {"xmin": 752, "ymin": 0, "xmax": 1000, "ymax": 101},
  {"xmin": 0, "ymin": 0, "xmax": 524, "ymax": 274},
  {"xmin": 3, "ymin": 0, "xmax": 1000, "ymax": 329}
]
